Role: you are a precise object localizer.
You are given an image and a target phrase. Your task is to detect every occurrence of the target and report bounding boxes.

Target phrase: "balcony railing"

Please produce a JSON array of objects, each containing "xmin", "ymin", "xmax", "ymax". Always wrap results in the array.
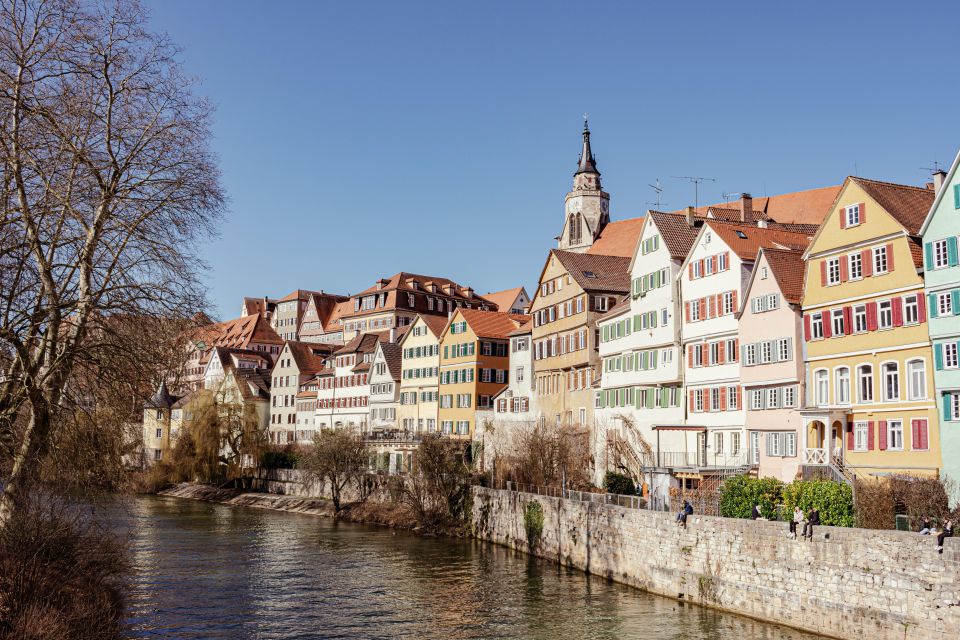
[
  {"xmin": 657, "ymin": 450, "xmax": 749, "ymax": 469},
  {"xmin": 802, "ymin": 448, "xmax": 827, "ymax": 465},
  {"xmin": 363, "ymin": 430, "xmax": 422, "ymax": 445}
]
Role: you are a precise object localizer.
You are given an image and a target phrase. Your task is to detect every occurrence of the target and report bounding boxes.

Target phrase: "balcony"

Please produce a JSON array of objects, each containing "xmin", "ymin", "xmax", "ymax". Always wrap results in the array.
[
  {"xmin": 363, "ymin": 430, "xmax": 422, "ymax": 445},
  {"xmin": 802, "ymin": 447, "xmax": 827, "ymax": 465},
  {"xmin": 656, "ymin": 450, "xmax": 749, "ymax": 470}
]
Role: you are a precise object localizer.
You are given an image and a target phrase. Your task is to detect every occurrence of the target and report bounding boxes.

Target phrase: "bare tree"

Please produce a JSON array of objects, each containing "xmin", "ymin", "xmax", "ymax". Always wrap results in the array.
[
  {"xmin": 501, "ymin": 422, "xmax": 592, "ymax": 489},
  {"xmin": 0, "ymin": 0, "xmax": 224, "ymax": 525},
  {"xmin": 299, "ymin": 429, "xmax": 367, "ymax": 514},
  {"xmin": 397, "ymin": 435, "xmax": 471, "ymax": 526}
]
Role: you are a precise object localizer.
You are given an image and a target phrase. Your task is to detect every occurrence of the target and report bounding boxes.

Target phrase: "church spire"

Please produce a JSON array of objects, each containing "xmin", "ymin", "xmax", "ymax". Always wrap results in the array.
[{"xmin": 575, "ymin": 117, "xmax": 599, "ymax": 176}]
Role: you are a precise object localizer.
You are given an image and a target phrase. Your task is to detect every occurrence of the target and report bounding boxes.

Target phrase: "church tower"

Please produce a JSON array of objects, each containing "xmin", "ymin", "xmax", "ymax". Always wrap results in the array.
[{"xmin": 558, "ymin": 119, "xmax": 610, "ymax": 252}]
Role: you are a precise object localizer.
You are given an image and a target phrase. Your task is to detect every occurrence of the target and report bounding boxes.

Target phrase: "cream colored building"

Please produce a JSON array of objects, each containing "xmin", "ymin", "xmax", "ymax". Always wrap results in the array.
[{"xmin": 396, "ymin": 315, "xmax": 447, "ymax": 434}]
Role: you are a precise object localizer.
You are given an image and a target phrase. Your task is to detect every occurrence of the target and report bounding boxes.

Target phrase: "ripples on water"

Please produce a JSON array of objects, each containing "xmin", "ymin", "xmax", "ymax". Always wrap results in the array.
[{"xmin": 124, "ymin": 496, "xmax": 821, "ymax": 639}]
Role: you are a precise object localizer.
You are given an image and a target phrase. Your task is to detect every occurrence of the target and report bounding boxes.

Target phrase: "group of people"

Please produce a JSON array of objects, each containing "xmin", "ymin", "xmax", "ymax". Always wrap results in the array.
[
  {"xmin": 917, "ymin": 516, "xmax": 954, "ymax": 553},
  {"xmin": 784, "ymin": 506, "xmax": 820, "ymax": 540}
]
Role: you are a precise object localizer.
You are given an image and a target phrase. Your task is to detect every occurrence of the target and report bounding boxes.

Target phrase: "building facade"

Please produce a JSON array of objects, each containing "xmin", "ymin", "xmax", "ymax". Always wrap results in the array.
[
  {"xmin": 396, "ymin": 315, "xmax": 446, "ymax": 435},
  {"xmin": 269, "ymin": 341, "xmax": 332, "ymax": 444}
]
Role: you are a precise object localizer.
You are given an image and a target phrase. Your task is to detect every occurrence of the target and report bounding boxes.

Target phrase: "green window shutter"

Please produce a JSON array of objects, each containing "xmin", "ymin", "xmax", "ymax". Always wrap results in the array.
[
  {"xmin": 929, "ymin": 294, "xmax": 939, "ymax": 319},
  {"xmin": 651, "ymin": 311, "xmax": 658, "ymax": 328},
  {"xmin": 652, "ymin": 350, "xmax": 658, "ymax": 368},
  {"xmin": 634, "ymin": 314, "xmax": 641, "ymax": 331},
  {"xmin": 944, "ymin": 393, "xmax": 953, "ymax": 422},
  {"xmin": 950, "ymin": 237, "xmax": 960, "ymax": 267},
  {"xmin": 646, "ymin": 389, "xmax": 654, "ymax": 409},
  {"xmin": 602, "ymin": 325, "xmax": 610, "ymax": 342},
  {"xmin": 635, "ymin": 388, "xmax": 644, "ymax": 409},
  {"xmin": 935, "ymin": 343, "xmax": 944, "ymax": 370},
  {"xmin": 642, "ymin": 351, "xmax": 650, "ymax": 369},
  {"xmin": 925, "ymin": 242, "xmax": 935, "ymax": 270},
  {"xmin": 954, "ymin": 183, "xmax": 960, "ymax": 209},
  {"xmin": 444, "ymin": 346, "xmax": 449, "ymax": 358},
  {"xmin": 952, "ymin": 290, "xmax": 960, "ymax": 315},
  {"xmin": 660, "ymin": 387, "xmax": 670, "ymax": 408}
]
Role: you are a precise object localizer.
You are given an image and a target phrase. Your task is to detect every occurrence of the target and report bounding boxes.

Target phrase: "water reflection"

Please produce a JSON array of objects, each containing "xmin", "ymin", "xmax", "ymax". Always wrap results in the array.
[{"xmin": 125, "ymin": 497, "xmax": 820, "ymax": 639}]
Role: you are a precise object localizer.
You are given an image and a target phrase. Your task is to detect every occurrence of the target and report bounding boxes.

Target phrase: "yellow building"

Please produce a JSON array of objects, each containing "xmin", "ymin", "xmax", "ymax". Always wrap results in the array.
[
  {"xmin": 801, "ymin": 177, "xmax": 940, "ymax": 478},
  {"xmin": 396, "ymin": 314, "xmax": 448, "ymax": 434},
  {"xmin": 438, "ymin": 309, "xmax": 527, "ymax": 439}
]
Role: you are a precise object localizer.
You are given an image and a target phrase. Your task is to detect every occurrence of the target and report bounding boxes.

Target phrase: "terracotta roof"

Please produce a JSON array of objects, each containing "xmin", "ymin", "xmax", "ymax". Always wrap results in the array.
[
  {"xmin": 299, "ymin": 292, "xmax": 351, "ymax": 337},
  {"xmin": 508, "ymin": 319, "xmax": 533, "ymax": 336},
  {"xmin": 278, "ymin": 289, "xmax": 319, "ymax": 303},
  {"xmin": 234, "ymin": 368, "xmax": 271, "ymax": 399},
  {"xmin": 296, "ymin": 389, "xmax": 318, "ymax": 399},
  {"xmin": 552, "ymin": 250, "xmax": 631, "ymax": 293},
  {"xmin": 457, "ymin": 309, "xmax": 530, "ymax": 339},
  {"xmin": 706, "ymin": 206, "xmax": 771, "ymax": 224},
  {"xmin": 760, "ymin": 247, "xmax": 806, "ymax": 305},
  {"xmin": 484, "ymin": 287, "xmax": 527, "ymax": 312},
  {"xmin": 420, "ymin": 314, "xmax": 450, "ymax": 338},
  {"xmin": 706, "ymin": 220, "xmax": 813, "ymax": 262},
  {"xmin": 586, "ymin": 217, "xmax": 646, "ymax": 258},
  {"xmin": 673, "ymin": 185, "xmax": 841, "ymax": 226},
  {"xmin": 907, "ymin": 236, "xmax": 925, "ymax": 269},
  {"xmin": 379, "ymin": 342, "xmax": 403, "ymax": 381},
  {"xmin": 354, "ymin": 272, "xmax": 493, "ymax": 303},
  {"xmin": 647, "ymin": 211, "xmax": 706, "ymax": 260},
  {"xmin": 850, "ymin": 177, "xmax": 935, "ymax": 235},
  {"xmin": 192, "ymin": 313, "xmax": 283, "ymax": 351},
  {"xmin": 286, "ymin": 341, "xmax": 333, "ymax": 375}
]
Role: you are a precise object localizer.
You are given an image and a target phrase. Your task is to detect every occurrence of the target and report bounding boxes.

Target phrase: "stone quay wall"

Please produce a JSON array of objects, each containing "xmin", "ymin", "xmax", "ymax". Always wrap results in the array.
[{"xmin": 471, "ymin": 486, "xmax": 960, "ymax": 640}]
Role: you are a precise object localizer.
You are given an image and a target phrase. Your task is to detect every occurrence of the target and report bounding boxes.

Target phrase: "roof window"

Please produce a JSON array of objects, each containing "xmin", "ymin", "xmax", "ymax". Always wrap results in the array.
[
  {"xmin": 735, "ymin": 231, "xmax": 748, "ymax": 239},
  {"xmin": 583, "ymin": 271, "xmax": 597, "ymax": 279}
]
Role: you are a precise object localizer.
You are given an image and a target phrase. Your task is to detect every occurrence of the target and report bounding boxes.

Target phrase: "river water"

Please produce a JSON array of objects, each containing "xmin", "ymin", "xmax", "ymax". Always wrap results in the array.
[{"xmin": 123, "ymin": 496, "xmax": 821, "ymax": 639}]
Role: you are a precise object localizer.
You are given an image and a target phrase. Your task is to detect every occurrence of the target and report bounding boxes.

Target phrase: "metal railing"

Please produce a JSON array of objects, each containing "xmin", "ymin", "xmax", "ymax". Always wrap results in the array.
[
  {"xmin": 499, "ymin": 480, "xmax": 648, "ymax": 510},
  {"xmin": 657, "ymin": 450, "xmax": 750, "ymax": 469}
]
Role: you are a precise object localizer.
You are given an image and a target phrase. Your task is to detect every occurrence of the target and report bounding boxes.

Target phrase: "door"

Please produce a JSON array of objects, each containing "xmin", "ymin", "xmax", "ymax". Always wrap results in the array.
[{"xmin": 697, "ymin": 432, "xmax": 707, "ymax": 467}]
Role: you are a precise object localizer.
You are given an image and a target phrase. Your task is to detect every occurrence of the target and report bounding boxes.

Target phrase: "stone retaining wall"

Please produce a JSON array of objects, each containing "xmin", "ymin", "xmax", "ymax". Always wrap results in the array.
[{"xmin": 471, "ymin": 486, "xmax": 960, "ymax": 640}]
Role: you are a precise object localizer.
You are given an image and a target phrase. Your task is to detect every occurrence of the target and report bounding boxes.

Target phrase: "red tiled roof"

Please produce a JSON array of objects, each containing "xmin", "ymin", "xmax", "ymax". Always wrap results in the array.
[
  {"xmin": 508, "ymin": 319, "xmax": 533, "ymax": 336},
  {"xmin": 484, "ymin": 287, "xmax": 526, "ymax": 312},
  {"xmin": 647, "ymin": 211, "xmax": 706, "ymax": 260},
  {"xmin": 278, "ymin": 289, "xmax": 319, "ymax": 303},
  {"xmin": 587, "ymin": 217, "xmax": 646, "ymax": 258},
  {"xmin": 378, "ymin": 342, "xmax": 403, "ymax": 381},
  {"xmin": 420, "ymin": 314, "xmax": 450, "ymax": 338},
  {"xmin": 457, "ymin": 309, "xmax": 529, "ymax": 339},
  {"xmin": 759, "ymin": 247, "xmax": 806, "ymax": 305},
  {"xmin": 286, "ymin": 341, "xmax": 333, "ymax": 375},
  {"xmin": 673, "ymin": 185, "xmax": 841, "ymax": 226},
  {"xmin": 850, "ymin": 177, "xmax": 935, "ymax": 235},
  {"xmin": 707, "ymin": 220, "xmax": 813, "ymax": 262},
  {"xmin": 192, "ymin": 314, "xmax": 283, "ymax": 351},
  {"xmin": 552, "ymin": 250, "xmax": 631, "ymax": 293}
]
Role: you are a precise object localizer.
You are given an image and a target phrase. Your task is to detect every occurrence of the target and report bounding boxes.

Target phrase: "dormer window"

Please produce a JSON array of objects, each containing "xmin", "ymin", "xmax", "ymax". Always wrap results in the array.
[{"xmin": 735, "ymin": 230, "xmax": 748, "ymax": 239}]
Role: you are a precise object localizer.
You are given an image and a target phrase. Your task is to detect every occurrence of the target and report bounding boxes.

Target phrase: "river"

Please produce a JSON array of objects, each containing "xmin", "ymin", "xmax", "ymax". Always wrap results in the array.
[{"xmin": 123, "ymin": 495, "xmax": 821, "ymax": 639}]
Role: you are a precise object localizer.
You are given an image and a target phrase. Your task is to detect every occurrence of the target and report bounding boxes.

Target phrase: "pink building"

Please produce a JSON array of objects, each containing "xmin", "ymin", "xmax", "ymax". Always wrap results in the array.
[{"xmin": 738, "ymin": 247, "xmax": 808, "ymax": 481}]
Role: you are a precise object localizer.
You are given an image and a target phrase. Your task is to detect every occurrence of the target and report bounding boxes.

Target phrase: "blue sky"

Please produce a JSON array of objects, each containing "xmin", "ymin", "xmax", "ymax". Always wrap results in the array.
[{"xmin": 148, "ymin": 1, "xmax": 960, "ymax": 319}]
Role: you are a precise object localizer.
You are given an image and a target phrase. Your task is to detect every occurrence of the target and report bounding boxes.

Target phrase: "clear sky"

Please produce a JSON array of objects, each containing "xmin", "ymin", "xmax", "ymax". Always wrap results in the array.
[{"xmin": 147, "ymin": 0, "xmax": 960, "ymax": 319}]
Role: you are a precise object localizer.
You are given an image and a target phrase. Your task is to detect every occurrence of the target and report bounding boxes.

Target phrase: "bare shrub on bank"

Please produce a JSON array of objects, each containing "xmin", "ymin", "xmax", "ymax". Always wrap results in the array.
[
  {"xmin": 855, "ymin": 474, "xmax": 955, "ymax": 530},
  {"xmin": 396, "ymin": 435, "xmax": 470, "ymax": 527},
  {"xmin": 498, "ymin": 422, "xmax": 592, "ymax": 489},
  {"xmin": 299, "ymin": 429, "xmax": 368, "ymax": 514}
]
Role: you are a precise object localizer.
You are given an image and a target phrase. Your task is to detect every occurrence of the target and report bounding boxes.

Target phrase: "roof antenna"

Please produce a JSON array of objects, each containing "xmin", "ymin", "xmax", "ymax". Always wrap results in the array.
[
  {"xmin": 921, "ymin": 161, "xmax": 943, "ymax": 173},
  {"xmin": 672, "ymin": 176, "xmax": 716, "ymax": 210},
  {"xmin": 721, "ymin": 191, "xmax": 740, "ymax": 203},
  {"xmin": 646, "ymin": 178, "xmax": 665, "ymax": 209}
]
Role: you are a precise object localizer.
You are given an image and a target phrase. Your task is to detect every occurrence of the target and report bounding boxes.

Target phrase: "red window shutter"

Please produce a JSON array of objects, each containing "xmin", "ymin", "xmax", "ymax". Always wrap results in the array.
[
  {"xmin": 859, "ymin": 202, "xmax": 866, "ymax": 223},
  {"xmin": 843, "ymin": 306, "xmax": 852, "ymax": 334},
  {"xmin": 724, "ymin": 252, "xmax": 730, "ymax": 270},
  {"xmin": 718, "ymin": 341, "xmax": 726, "ymax": 364},
  {"xmin": 892, "ymin": 297, "xmax": 903, "ymax": 327},
  {"xmin": 712, "ymin": 256, "xmax": 718, "ymax": 273},
  {"xmin": 862, "ymin": 249, "xmax": 873, "ymax": 277},
  {"xmin": 699, "ymin": 259, "xmax": 705, "ymax": 276},
  {"xmin": 918, "ymin": 294, "xmax": 927, "ymax": 323},
  {"xmin": 701, "ymin": 343, "xmax": 708, "ymax": 364},
  {"xmin": 866, "ymin": 302, "xmax": 878, "ymax": 331},
  {"xmin": 720, "ymin": 387, "xmax": 727, "ymax": 410},
  {"xmin": 846, "ymin": 422, "xmax": 854, "ymax": 450},
  {"xmin": 699, "ymin": 298, "xmax": 706, "ymax": 319},
  {"xmin": 685, "ymin": 302, "xmax": 690, "ymax": 322},
  {"xmin": 689, "ymin": 263, "xmax": 695, "ymax": 279},
  {"xmin": 804, "ymin": 315, "xmax": 811, "ymax": 341},
  {"xmin": 823, "ymin": 313, "xmax": 832, "ymax": 339},
  {"xmin": 911, "ymin": 420, "xmax": 919, "ymax": 450},
  {"xmin": 705, "ymin": 389, "xmax": 712, "ymax": 411},
  {"xmin": 733, "ymin": 339, "xmax": 739, "ymax": 360},
  {"xmin": 736, "ymin": 386, "xmax": 742, "ymax": 408},
  {"xmin": 840, "ymin": 206, "xmax": 847, "ymax": 229},
  {"xmin": 920, "ymin": 420, "xmax": 929, "ymax": 450},
  {"xmin": 887, "ymin": 243, "xmax": 895, "ymax": 271},
  {"xmin": 707, "ymin": 296, "xmax": 714, "ymax": 319},
  {"xmin": 732, "ymin": 290, "xmax": 737, "ymax": 311},
  {"xmin": 688, "ymin": 345, "xmax": 694, "ymax": 367},
  {"xmin": 820, "ymin": 260, "xmax": 827, "ymax": 286},
  {"xmin": 689, "ymin": 390, "xmax": 695, "ymax": 411},
  {"xmin": 878, "ymin": 420, "xmax": 888, "ymax": 450},
  {"xmin": 867, "ymin": 421, "xmax": 875, "ymax": 450},
  {"xmin": 840, "ymin": 255, "xmax": 849, "ymax": 282}
]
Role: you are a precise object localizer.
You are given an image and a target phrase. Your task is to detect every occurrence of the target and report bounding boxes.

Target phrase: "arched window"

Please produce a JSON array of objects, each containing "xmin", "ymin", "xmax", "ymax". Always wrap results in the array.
[
  {"xmin": 883, "ymin": 362, "xmax": 900, "ymax": 402},
  {"xmin": 907, "ymin": 359, "xmax": 926, "ymax": 401},
  {"xmin": 857, "ymin": 365, "xmax": 874, "ymax": 403},
  {"xmin": 814, "ymin": 369, "xmax": 829, "ymax": 406},
  {"xmin": 835, "ymin": 367, "xmax": 851, "ymax": 405},
  {"xmin": 569, "ymin": 213, "xmax": 582, "ymax": 244}
]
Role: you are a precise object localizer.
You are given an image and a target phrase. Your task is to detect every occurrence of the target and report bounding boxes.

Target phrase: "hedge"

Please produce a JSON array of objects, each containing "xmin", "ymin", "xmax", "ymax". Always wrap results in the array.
[
  {"xmin": 719, "ymin": 475, "xmax": 783, "ymax": 519},
  {"xmin": 605, "ymin": 472, "xmax": 636, "ymax": 496},
  {"xmin": 783, "ymin": 479, "xmax": 854, "ymax": 527}
]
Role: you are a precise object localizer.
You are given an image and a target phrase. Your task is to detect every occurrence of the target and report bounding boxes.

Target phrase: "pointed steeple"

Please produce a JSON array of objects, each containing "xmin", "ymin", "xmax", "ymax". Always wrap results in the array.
[
  {"xmin": 146, "ymin": 380, "xmax": 174, "ymax": 409},
  {"xmin": 575, "ymin": 118, "xmax": 600, "ymax": 176}
]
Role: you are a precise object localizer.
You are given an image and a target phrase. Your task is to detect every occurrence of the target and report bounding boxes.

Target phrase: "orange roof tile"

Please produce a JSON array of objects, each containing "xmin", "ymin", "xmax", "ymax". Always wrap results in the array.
[
  {"xmin": 508, "ymin": 319, "xmax": 533, "ymax": 336},
  {"xmin": 484, "ymin": 287, "xmax": 526, "ymax": 312},
  {"xmin": 706, "ymin": 220, "xmax": 812, "ymax": 262},
  {"xmin": 420, "ymin": 314, "xmax": 450, "ymax": 338},
  {"xmin": 587, "ymin": 217, "xmax": 646, "ymax": 258},
  {"xmin": 457, "ymin": 309, "xmax": 530, "ymax": 339},
  {"xmin": 850, "ymin": 177, "xmax": 934, "ymax": 235},
  {"xmin": 286, "ymin": 341, "xmax": 334, "ymax": 375},
  {"xmin": 673, "ymin": 185, "xmax": 841, "ymax": 226},
  {"xmin": 552, "ymin": 250, "xmax": 632, "ymax": 293},
  {"xmin": 759, "ymin": 247, "xmax": 806, "ymax": 305}
]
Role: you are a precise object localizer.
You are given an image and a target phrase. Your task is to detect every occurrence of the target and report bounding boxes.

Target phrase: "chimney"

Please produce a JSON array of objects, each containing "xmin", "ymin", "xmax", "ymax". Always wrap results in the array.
[
  {"xmin": 739, "ymin": 193, "xmax": 753, "ymax": 223},
  {"xmin": 464, "ymin": 287, "xmax": 474, "ymax": 299},
  {"xmin": 933, "ymin": 170, "xmax": 947, "ymax": 194},
  {"xmin": 685, "ymin": 206, "xmax": 695, "ymax": 226},
  {"xmin": 389, "ymin": 328, "xmax": 395, "ymax": 343}
]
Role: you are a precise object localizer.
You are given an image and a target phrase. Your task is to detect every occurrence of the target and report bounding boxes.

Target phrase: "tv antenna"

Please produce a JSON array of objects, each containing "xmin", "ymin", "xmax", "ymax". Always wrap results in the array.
[
  {"xmin": 922, "ymin": 161, "xmax": 943, "ymax": 174},
  {"xmin": 646, "ymin": 179, "xmax": 665, "ymax": 209},
  {"xmin": 672, "ymin": 176, "xmax": 716, "ymax": 210},
  {"xmin": 721, "ymin": 191, "xmax": 741, "ymax": 203}
]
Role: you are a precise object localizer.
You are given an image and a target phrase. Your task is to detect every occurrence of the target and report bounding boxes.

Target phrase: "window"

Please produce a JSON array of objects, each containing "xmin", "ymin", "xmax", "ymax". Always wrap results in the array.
[
  {"xmin": 873, "ymin": 246, "xmax": 889, "ymax": 274},
  {"xmin": 934, "ymin": 239, "xmax": 949, "ymax": 268},
  {"xmin": 878, "ymin": 300, "xmax": 893, "ymax": 329},
  {"xmin": 831, "ymin": 309, "xmax": 845, "ymax": 336},
  {"xmin": 711, "ymin": 388, "xmax": 721, "ymax": 412},
  {"xmin": 907, "ymin": 359, "xmax": 926, "ymax": 400},
  {"xmin": 845, "ymin": 203, "xmax": 861, "ymax": 226},
  {"xmin": 827, "ymin": 258, "xmax": 841, "ymax": 285},
  {"xmin": 155, "ymin": 428, "xmax": 162, "ymax": 439},
  {"xmin": 944, "ymin": 343, "xmax": 959, "ymax": 369},
  {"xmin": 835, "ymin": 367, "xmax": 851, "ymax": 405},
  {"xmin": 714, "ymin": 432, "xmax": 723, "ymax": 454},
  {"xmin": 815, "ymin": 369, "xmax": 829, "ymax": 406},
  {"xmin": 849, "ymin": 252, "xmax": 862, "ymax": 280},
  {"xmin": 745, "ymin": 344, "xmax": 757, "ymax": 366},
  {"xmin": 768, "ymin": 433, "xmax": 784, "ymax": 457},
  {"xmin": 726, "ymin": 339, "xmax": 738, "ymax": 362},
  {"xmin": 719, "ymin": 254, "xmax": 729, "ymax": 271},
  {"xmin": 750, "ymin": 431, "xmax": 760, "ymax": 464},
  {"xmin": 760, "ymin": 341, "xmax": 772, "ymax": 364},
  {"xmin": 709, "ymin": 342, "xmax": 719, "ymax": 366},
  {"xmin": 887, "ymin": 419, "xmax": 904, "ymax": 451},
  {"xmin": 853, "ymin": 305, "xmax": 867, "ymax": 333},
  {"xmin": 705, "ymin": 257, "xmax": 714, "ymax": 275},
  {"xmin": 690, "ymin": 301, "xmax": 701, "ymax": 322},
  {"xmin": 883, "ymin": 362, "xmax": 900, "ymax": 401},
  {"xmin": 783, "ymin": 385, "xmax": 796, "ymax": 408},
  {"xmin": 854, "ymin": 422, "xmax": 868, "ymax": 451},
  {"xmin": 691, "ymin": 344, "xmax": 703, "ymax": 367},
  {"xmin": 751, "ymin": 389, "xmax": 763, "ymax": 410},
  {"xmin": 904, "ymin": 294, "xmax": 919, "ymax": 325},
  {"xmin": 692, "ymin": 261, "xmax": 702, "ymax": 278},
  {"xmin": 516, "ymin": 366, "xmax": 524, "ymax": 383},
  {"xmin": 760, "ymin": 267, "xmax": 768, "ymax": 279},
  {"xmin": 661, "ymin": 307, "xmax": 668, "ymax": 326},
  {"xmin": 858, "ymin": 365, "xmax": 874, "ymax": 403},
  {"xmin": 727, "ymin": 386, "xmax": 739, "ymax": 410},
  {"xmin": 938, "ymin": 292, "xmax": 954, "ymax": 316},
  {"xmin": 811, "ymin": 313, "xmax": 823, "ymax": 340},
  {"xmin": 722, "ymin": 292, "xmax": 735, "ymax": 315},
  {"xmin": 732, "ymin": 432, "xmax": 742, "ymax": 455},
  {"xmin": 767, "ymin": 387, "xmax": 780, "ymax": 409},
  {"xmin": 952, "ymin": 393, "xmax": 960, "ymax": 421},
  {"xmin": 694, "ymin": 389, "xmax": 704, "ymax": 412}
]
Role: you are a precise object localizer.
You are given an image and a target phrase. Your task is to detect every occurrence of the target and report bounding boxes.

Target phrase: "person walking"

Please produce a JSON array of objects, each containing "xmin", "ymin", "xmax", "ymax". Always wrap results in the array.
[
  {"xmin": 789, "ymin": 506, "xmax": 803, "ymax": 539},
  {"xmin": 937, "ymin": 519, "xmax": 953, "ymax": 554},
  {"xmin": 803, "ymin": 507, "xmax": 820, "ymax": 540}
]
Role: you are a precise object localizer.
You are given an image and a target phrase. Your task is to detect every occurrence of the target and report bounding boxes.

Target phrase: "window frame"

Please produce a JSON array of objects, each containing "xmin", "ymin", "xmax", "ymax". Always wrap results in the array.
[{"xmin": 882, "ymin": 361, "xmax": 900, "ymax": 402}]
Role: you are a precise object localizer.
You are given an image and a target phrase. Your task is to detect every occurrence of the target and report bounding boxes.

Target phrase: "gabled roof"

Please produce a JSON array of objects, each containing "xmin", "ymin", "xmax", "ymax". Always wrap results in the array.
[
  {"xmin": 647, "ymin": 210, "xmax": 706, "ymax": 260},
  {"xmin": 706, "ymin": 220, "xmax": 812, "ymax": 261},
  {"xmin": 920, "ymin": 149, "xmax": 960, "ymax": 236},
  {"xmin": 278, "ymin": 289, "xmax": 319, "ymax": 303},
  {"xmin": 192, "ymin": 313, "xmax": 284, "ymax": 350},
  {"xmin": 233, "ymin": 368, "xmax": 271, "ymax": 400},
  {"xmin": 285, "ymin": 341, "xmax": 334, "ymax": 375},
  {"xmin": 850, "ymin": 176, "xmax": 935, "ymax": 236},
  {"xmin": 377, "ymin": 342, "xmax": 403, "ymax": 381},
  {"xmin": 455, "ymin": 308, "xmax": 529, "ymax": 340},
  {"xmin": 759, "ymin": 247, "xmax": 806, "ymax": 305},
  {"xmin": 552, "ymin": 249, "xmax": 631, "ymax": 293},
  {"xmin": 420, "ymin": 314, "xmax": 449, "ymax": 338},
  {"xmin": 484, "ymin": 287, "xmax": 527, "ymax": 312},
  {"xmin": 145, "ymin": 381, "xmax": 176, "ymax": 409},
  {"xmin": 672, "ymin": 185, "xmax": 841, "ymax": 226},
  {"xmin": 586, "ymin": 217, "xmax": 646, "ymax": 258},
  {"xmin": 508, "ymin": 319, "xmax": 533, "ymax": 337}
]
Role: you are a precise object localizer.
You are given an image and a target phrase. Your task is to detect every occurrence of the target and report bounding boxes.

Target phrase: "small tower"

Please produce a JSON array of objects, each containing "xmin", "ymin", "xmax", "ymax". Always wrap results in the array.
[{"xmin": 559, "ymin": 119, "xmax": 610, "ymax": 252}]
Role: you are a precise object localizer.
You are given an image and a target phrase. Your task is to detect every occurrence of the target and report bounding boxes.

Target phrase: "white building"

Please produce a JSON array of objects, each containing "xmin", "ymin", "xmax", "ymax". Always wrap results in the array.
[{"xmin": 368, "ymin": 341, "xmax": 401, "ymax": 432}]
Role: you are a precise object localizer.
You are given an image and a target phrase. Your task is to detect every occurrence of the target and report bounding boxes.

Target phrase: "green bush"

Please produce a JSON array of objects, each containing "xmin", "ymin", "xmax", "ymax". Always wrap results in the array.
[
  {"xmin": 719, "ymin": 475, "xmax": 784, "ymax": 519},
  {"xmin": 261, "ymin": 448, "xmax": 299, "ymax": 469},
  {"xmin": 783, "ymin": 479, "xmax": 854, "ymax": 527},
  {"xmin": 604, "ymin": 472, "xmax": 636, "ymax": 496},
  {"xmin": 524, "ymin": 500, "xmax": 544, "ymax": 549}
]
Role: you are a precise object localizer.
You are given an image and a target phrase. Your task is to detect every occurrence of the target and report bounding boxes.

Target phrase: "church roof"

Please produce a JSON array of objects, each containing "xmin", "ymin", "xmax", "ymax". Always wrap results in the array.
[{"xmin": 574, "ymin": 120, "xmax": 599, "ymax": 176}]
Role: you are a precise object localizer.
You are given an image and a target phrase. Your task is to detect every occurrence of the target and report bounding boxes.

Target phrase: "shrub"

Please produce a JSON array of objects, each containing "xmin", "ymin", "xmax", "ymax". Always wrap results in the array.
[
  {"xmin": 524, "ymin": 500, "xmax": 544, "ymax": 549},
  {"xmin": 783, "ymin": 479, "xmax": 854, "ymax": 527},
  {"xmin": 261, "ymin": 447, "xmax": 299, "ymax": 470},
  {"xmin": 605, "ymin": 472, "xmax": 636, "ymax": 496},
  {"xmin": 719, "ymin": 475, "xmax": 784, "ymax": 519},
  {"xmin": 854, "ymin": 475, "xmax": 951, "ymax": 530}
]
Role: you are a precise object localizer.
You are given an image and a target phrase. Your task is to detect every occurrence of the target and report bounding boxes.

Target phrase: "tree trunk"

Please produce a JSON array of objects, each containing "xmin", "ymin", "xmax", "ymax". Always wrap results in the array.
[{"xmin": 0, "ymin": 400, "xmax": 51, "ymax": 528}]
